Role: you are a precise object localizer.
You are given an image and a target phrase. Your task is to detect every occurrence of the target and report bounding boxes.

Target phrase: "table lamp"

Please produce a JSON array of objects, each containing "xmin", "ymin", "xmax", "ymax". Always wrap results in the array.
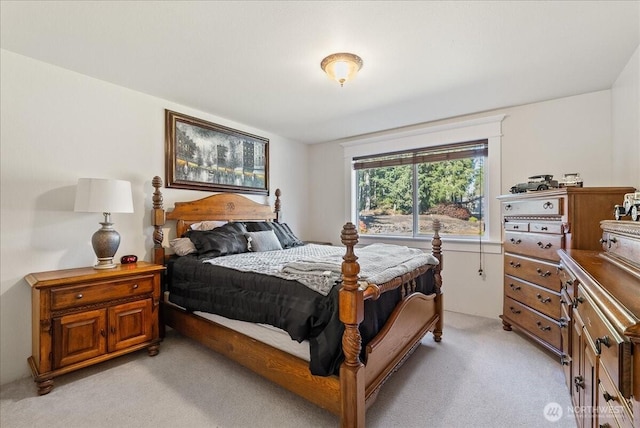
[{"xmin": 74, "ymin": 178, "xmax": 134, "ymax": 269}]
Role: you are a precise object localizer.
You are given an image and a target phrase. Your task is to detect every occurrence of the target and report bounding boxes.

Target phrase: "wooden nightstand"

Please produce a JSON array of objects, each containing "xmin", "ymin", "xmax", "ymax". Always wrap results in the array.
[{"xmin": 25, "ymin": 261, "xmax": 165, "ymax": 395}]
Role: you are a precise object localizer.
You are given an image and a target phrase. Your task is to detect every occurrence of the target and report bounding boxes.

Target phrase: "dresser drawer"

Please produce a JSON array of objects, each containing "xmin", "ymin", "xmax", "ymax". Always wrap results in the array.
[
  {"xmin": 501, "ymin": 198, "xmax": 563, "ymax": 216},
  {"xmin": 504, "ymin": 231, "xmax": 564, "ymax": 261},
  {"xmin": 529, "ymin": 222, "xmax": 564, "ymax": 234},
  {"xmin": 597, "ymin": 361, "xmax": 633, "ymax": 428},
  {"xmin": 576, "ymin": 286, "xmax": 632, "ymax": 397},
  {"xmin": 504, "ymin": 254, "xmax": 561, "ymax": 292},
  {"xmin": 504, "ymin": 276, "xmax": 561, "ymax": 320},
  {"xmin": 51, "ymin": 275, "xmax": 154, "ymax": 311},
  {"xmin": 504, "ymin": 221, "xmax": 529, "ymax": 232},
  {"xmin": 503, "ymin": 297, "xmax": 562, "ymax": 350}
]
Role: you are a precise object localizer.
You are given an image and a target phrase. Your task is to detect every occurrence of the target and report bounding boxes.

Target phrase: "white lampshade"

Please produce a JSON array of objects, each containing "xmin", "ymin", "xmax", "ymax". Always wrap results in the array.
[
  {"xmin": 74, "ymin": 178, "xmax": 134, "ymax": 214},
  {"xmin": 74, "ymin": 178, "xmax": 134, "ymax": 269}
]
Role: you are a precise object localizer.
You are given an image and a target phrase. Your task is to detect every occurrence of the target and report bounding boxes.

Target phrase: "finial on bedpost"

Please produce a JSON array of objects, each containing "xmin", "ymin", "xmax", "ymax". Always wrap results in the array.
[
  {"xmin": 152, "ymin": 176, "xmax": 166, "ymax": 265},
  {"xmin": 339, "ymin": 222, "xmax": 365, "ymax": 426},
  {"xmin": 274, "ymin": 188, "xmax": 282, "ymax": 222}
]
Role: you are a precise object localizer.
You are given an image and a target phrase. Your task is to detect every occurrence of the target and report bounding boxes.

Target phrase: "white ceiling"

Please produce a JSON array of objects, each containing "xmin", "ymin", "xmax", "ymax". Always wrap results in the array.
[{"xmin": 1, "ymin": 1, "xmax": 638, "ymax": 144}]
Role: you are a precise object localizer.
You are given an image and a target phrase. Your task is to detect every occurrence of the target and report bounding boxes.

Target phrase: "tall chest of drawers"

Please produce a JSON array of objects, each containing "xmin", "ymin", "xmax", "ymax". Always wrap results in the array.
[{"xmin": 498, "ymin": 187, "xmax": 633, "ymax": 364}]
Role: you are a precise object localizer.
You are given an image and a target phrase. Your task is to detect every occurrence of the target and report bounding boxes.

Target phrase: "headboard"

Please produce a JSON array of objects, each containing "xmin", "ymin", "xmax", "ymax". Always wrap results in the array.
[{"xmin": 151, "ymin": 176, "xmax": 281, "ymax": 264}]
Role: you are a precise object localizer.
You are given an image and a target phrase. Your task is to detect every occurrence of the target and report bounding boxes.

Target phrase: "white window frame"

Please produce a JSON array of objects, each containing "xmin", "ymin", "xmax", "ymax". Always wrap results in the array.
[{"xmin": 341, "ymin": 114, "xmax": 505, "ymax": 253}]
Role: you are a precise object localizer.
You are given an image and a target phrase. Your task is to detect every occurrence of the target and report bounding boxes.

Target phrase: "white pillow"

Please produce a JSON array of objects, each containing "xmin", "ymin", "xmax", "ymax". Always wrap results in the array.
[
  {"xmin": 190, "ymin": 220, "xmax": 227, "ymax": 231},
  {"xmin": 245, "ymin": 230, "xmax": 283, "ymax": 252},
  {"xmin": 170, "ymin": 237, "xmax": 197, "ymax": 256}
]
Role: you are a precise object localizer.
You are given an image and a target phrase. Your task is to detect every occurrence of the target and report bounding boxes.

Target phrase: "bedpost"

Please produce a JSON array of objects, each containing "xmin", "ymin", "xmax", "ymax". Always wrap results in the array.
[
  {"xmin": 339, "ymin": 222, "xmax": 365, "ymax": 428},
  {"xmin": 274, "ymin": 188, "xmax": 282, "ymax": 223},
  {"xmin": 431, "ymin": 218, "xmax": 444, "ymax": 342},
  {"xmin": 152, "ymin": 176, "xmax": 166, "ymax": 266}
]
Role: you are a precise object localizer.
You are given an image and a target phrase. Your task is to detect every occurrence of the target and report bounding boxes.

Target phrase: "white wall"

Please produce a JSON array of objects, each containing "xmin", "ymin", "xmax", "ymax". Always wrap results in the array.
[
  {"xmin": 612, "ymin": 45, "xmax": 640, "ymax": 188},
  {"xmin": 308, "ymin": 89, "xmax": 629, "ymax": 321},
  {"xmin": 0, "ymin": 50, "xmax": 309, "ymax": 385}
]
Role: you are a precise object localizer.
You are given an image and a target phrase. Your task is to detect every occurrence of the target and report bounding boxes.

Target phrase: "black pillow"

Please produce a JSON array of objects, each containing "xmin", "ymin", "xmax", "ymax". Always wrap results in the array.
[
  {"xmin": 184, "ymin": 224, "xmax": 248, "ymax": 258},
  {"xmin": 244, "ymin": 221, "xmax": 303, "ymax": 249}
]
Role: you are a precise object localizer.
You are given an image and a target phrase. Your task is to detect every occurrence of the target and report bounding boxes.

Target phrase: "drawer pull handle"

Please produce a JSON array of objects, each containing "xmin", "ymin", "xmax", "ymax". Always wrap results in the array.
[
  {"xmin": 100, "ymin": 329, "xmax": 106, "ymax": 337},
  {"xmin": 573, "ymin": 296, "xmax": 584, "ymax": 308},
  {"xmin": 540, "ymin": 226, "xmax": 548, "ymax": 231},
  {"xmin": 560, "ymin": 354, "xmax": 571, "ymax": 366},
  {"xmin": 132, "ymin": 284, "xmax": 139, "ymax": 289},
  {"xmin": 574, "ymin": 376, "xmax": 585, "ymax": 392},
  {"xmin": 543, "ymin": 201, "xmax": 554, "ymax": 209},
  {"xmin": 505, "ymin": 204, "xmax": 512, "ymax": 211},
  {"xmin": 595, "ymin": 336, "xmax": 611, "ymax": 354},
  {"xmin": 76, "ymin": 293, "xmax": 83, "ymax": 299},
  {"xmin": 509, "ymin": 306, "xmax": 521, "ymax": 315},
  {"xmin": 509, "ymin": 284, "xmax": 521, "ymax": 291},
  {"xmin": 536, "ymin": 241, "xmax": 553, "ymax": 249},
  {"xmin": 559, "ymin": 317, "xmax": 568, "ymax": 328},
  {"xmin": 536, "ymin": 268, "xmax": 551, "ymax": 277},
  {"xmin": 536, "ymin": 321, "xmax": 551, "ymax": 331},
  {"xmin": 512, "ymin": 225, "xmax": 519, "ymax": 229},
  {"xmin": 536, "ymin": 294, "xmax": 551, "ymax": 304},
  {"xmin": 602, "ymin": 391, "xmax": 616, "ymax": 402},
  {"xmin": 599, "ymin": 424, "xmax": 612, "ymax": 428},
  {"xmin": 509, "ymin": 261, "xmax": 521, "ymax": 268},
  {"xmin": 510, "ymin": 238, "xmax": 522, "ymax": 244}
]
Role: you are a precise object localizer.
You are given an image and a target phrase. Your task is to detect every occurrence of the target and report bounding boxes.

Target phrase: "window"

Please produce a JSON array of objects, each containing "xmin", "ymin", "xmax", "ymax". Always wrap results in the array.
[{"xmin": 353, "ymin": 140, "xmax": 487, "ymax": 238}]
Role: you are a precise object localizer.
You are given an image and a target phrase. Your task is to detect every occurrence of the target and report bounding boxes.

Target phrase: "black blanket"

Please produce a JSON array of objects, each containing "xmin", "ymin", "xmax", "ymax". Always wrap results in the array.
[{"xmin": 167, "ymin": 255, "xmax": 437, "ymax": 376}]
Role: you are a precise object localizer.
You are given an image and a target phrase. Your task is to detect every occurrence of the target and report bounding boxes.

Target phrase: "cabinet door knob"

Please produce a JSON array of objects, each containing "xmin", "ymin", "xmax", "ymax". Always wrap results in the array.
[
  {"xmin": 132, "ymin": 283, "xmax": 139, "ymax": 289},
  {"xmin": 574, "ymin": 376, "xmax": 584, "ymax": 392},
  {"xmin": 100, "ymin": 329, "xmax": 106, "ymax": 337},
  {"xmin": 509, "ymin": 284, "xmax": 521, "ymax": 291},
  {"xmin": 76, "ymin": 293, "xmax": 83, "ymax": 299},
  {"xmin": 602, "ymin": 391, "xmax": 616, "ymax": 402}
]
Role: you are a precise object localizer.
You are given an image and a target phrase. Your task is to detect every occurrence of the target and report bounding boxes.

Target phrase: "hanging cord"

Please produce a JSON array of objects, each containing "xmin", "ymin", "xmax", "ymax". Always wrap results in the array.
[{"xmin": 478, "ymin": 157, "xmax": 484, "ymax": 276}]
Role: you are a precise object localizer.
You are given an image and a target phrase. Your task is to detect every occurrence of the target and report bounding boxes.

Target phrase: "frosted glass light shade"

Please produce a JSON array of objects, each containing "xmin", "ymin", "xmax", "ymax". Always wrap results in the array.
[{"xmin": 320, "ymin": 53, "xmax": 363, "ymax": 87}]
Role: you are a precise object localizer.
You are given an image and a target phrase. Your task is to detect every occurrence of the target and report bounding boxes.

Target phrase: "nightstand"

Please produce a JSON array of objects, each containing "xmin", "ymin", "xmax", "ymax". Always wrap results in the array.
[{"xmin": 25, "ymin": 261, "xmax": 165, "ymax": 395}]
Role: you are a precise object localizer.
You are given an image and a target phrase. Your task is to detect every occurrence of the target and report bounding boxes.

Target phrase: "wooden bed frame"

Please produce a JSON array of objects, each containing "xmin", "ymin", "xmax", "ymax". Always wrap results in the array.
[{"xmin": 150, "ymin": 176, "xmax": 443, "ymax": 427}]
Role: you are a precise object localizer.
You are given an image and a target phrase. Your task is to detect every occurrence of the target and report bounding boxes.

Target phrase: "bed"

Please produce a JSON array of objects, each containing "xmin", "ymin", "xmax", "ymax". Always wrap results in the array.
[{"xmin": 150, "ymin": 176, "xmax": 443, "ymax": 427}]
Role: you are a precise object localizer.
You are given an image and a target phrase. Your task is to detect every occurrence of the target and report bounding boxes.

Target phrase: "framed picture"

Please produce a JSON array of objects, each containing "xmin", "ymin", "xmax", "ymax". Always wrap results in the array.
[{"xmin": 165, "ymin": 109, "xmax": 269, "ymax": 195}]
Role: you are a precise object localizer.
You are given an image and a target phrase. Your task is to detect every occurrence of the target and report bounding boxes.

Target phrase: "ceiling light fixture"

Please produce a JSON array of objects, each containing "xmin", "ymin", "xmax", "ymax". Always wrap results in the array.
[{"xmin": 320, "ymin": 53, "xmax": 363, "ymax": 87}]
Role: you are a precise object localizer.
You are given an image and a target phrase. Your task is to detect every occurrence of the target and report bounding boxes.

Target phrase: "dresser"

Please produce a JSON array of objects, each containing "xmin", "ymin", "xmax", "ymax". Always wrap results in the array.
[
  {"xmin": 558, "ymin": 221, "xmax": 639, "ymax": 428},
  {"xmin": 25, "ymin": 262, "xmax": 165, "ymax": 395},
  {"xmin": 498, "ymin": 187, "xmax": 633, "ymax": 364}
]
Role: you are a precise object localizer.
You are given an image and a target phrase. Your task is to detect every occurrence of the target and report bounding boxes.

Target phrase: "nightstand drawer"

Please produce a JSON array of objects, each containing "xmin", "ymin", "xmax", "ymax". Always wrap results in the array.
[
  {"xmin": 504, "ymin": 276, "xmax": 561, "ymax": 319},
  {"xmin": 502, "ymin": 198, "xmax": 563, "ymax": 216},
  {"xmin": 504, "ymin": 231, "xmax": 564, "ymax": 261},
  {"xmin": 51, "ymin": 275, "xmax": 154, "ymax": 310},
  {"xmin": 504, "ymin": 254, "xmax": 561, "ymax": 292},
  {"xmin": 504, "ymin": 297, "xmax": 562, "ymax": 349}
]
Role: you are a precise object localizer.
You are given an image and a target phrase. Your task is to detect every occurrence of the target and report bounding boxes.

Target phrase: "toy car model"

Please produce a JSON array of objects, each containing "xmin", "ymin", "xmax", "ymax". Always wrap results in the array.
[
  {"xmin": 510, "ymin": 175, "xmax": 559, "ymax": 193},
  {"xmin": 558, "ymin": 173, "xmax": 583, "ymax": 188},
  {"xmin": 614, "ymin": 191, "xmax": 640, "ymax": 221}
]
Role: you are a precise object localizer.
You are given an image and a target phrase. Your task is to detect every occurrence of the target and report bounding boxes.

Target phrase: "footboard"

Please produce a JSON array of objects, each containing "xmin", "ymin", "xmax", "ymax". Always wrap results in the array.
[{"xmin": 338, "ymin": 221, "xmax": 443, "ymax": 427}]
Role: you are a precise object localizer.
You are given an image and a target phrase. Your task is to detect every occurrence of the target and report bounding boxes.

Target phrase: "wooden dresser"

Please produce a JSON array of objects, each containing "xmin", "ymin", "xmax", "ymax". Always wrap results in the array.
[
  {"xmin": 558, "ymin": 221, "xmax": 639, "ymax": 428},
  {"xmin": 498, "ymin": 187, "xmax": 634, "ymax": 363},
  {"xmin": 25, "ymin": 262, "xmax": 165, "ymax": 395}
]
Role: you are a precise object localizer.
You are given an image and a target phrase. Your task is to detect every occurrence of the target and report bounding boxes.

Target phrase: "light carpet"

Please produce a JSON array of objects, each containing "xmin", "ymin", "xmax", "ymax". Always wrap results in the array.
[{"xmin": 1, "ymin": 311, "xmax": 577, "ymax": 427}]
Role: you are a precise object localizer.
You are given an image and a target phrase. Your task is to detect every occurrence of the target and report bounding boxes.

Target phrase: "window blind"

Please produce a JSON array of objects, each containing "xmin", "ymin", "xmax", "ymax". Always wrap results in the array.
[{"xmin": 352, "ymin": 139, "xmax": 488, "ymax": 170}]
